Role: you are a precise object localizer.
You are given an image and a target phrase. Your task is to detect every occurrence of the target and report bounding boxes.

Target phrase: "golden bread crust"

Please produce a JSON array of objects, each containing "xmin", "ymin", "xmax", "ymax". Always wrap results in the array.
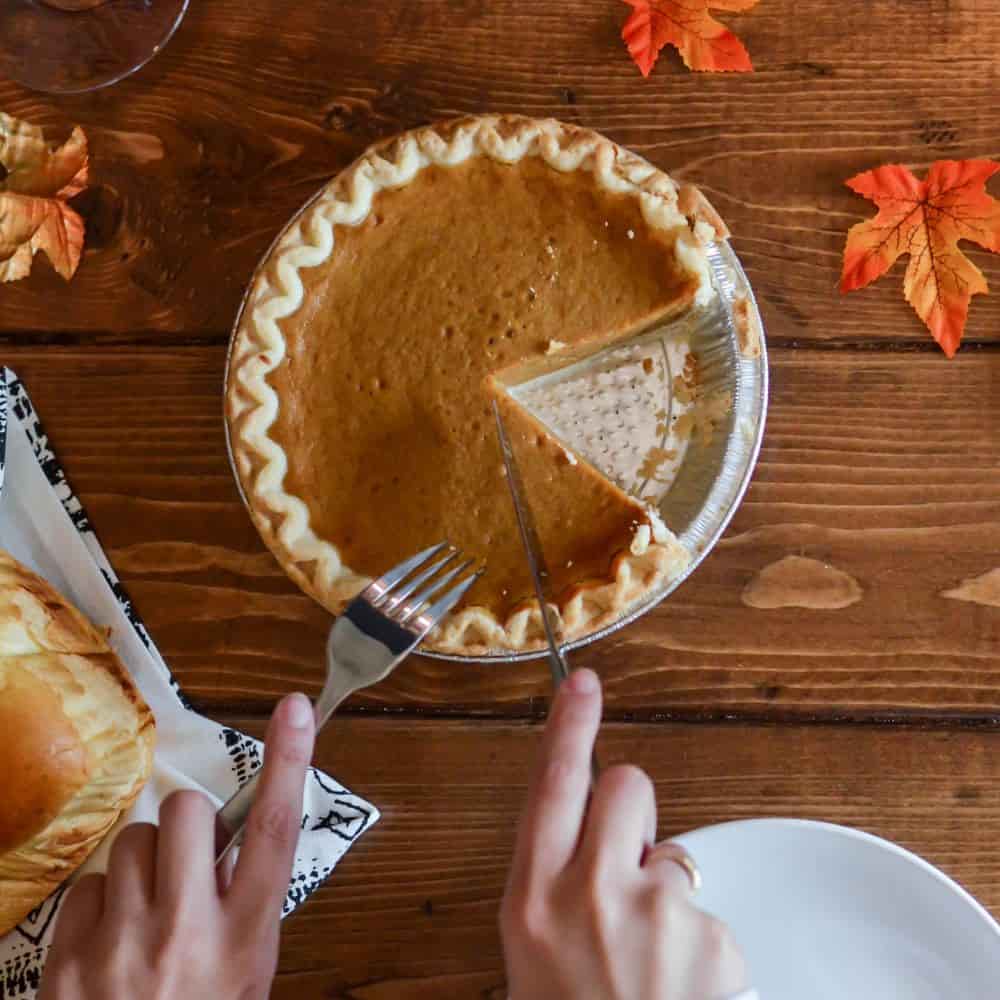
[{"xmin": 0, "ymin": 552, "xmax": 155, "ymax": 935}]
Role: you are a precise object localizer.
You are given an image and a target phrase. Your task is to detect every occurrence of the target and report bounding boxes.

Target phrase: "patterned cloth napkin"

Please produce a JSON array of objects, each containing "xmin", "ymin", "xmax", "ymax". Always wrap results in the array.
[{"xmin": 0, "ymin": 368, "xmax": 379, "ymax": 999}]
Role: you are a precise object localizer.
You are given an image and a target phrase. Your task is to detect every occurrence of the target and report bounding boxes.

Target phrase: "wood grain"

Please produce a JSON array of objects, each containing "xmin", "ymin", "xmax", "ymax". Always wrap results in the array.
[
  {"xmin": 0, "ymin": 0, "xmax": 998, "ymax": 345},
  {"xmin": 3, "ymin": 2, "xmax": 1000, "ymax": 991},
  {"xmin": 248, "ymin": 716, "xmax": 1000, "ymax": 994},
  {"xmin": 6, "ymin": 344, "xmax": 1000, "ymax": 721}
]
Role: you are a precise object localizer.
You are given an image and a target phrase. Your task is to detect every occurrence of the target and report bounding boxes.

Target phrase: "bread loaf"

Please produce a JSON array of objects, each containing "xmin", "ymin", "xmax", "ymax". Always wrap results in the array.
[{"xmin": 0, "ymin": 551, "xmax": 155, "ymax": 936}]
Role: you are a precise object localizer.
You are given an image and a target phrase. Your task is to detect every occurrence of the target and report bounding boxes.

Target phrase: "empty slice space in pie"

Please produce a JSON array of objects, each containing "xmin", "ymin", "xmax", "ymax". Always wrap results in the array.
[{"xmin": 226, "ymin": 116, "xmax": 727, "ymax": 654}]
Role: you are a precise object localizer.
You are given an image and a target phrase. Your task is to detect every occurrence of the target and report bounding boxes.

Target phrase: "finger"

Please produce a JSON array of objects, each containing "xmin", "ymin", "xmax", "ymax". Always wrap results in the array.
[
  {"xmin": 697, "ymin": 914, "xmax": 749, "ymax": 997},
  {"xmin": 39, "ymin": 881, "xmax": 97, "ymax": 1000},
  {"xmin": 230, "ymin": 692, "xmax": 314, "ymax": 915},
  {"xmin": 51, "ymin": 873, "xmax": 106, "ymax": 951},
  {"xmin": 102, "ymin": 823, "xmax": 157, "ymax": 920},
  {"xmin": 157, "ymin": 790, "xmax": 217, "ymax": 910},
  {"xmin": 216, "ymin": 847, "xmax": 237, "ymax": 895},
  {"xmin": 579, "ymin": 764, "xmax": 656, "ymax": 876},
  {"xmin": 642, "ymin": 840, "xmax": 701, "ymax": 896},
  {"xmin": 509, "ymin": 669, "xmax": 602, "ymax": 890}
]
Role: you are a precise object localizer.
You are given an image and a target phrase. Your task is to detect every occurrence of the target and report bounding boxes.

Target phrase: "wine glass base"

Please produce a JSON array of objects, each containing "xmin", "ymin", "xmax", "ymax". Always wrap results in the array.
[{"xmin": 0, "ymin": 0, "xmax": 189, "ymax": 95}]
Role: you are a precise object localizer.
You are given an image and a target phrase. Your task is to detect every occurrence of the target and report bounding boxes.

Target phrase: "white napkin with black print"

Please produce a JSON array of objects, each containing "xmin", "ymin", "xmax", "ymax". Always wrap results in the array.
[{"xmin": 0, "ymin": 368, "xmax": 379, "ymax": 1000}]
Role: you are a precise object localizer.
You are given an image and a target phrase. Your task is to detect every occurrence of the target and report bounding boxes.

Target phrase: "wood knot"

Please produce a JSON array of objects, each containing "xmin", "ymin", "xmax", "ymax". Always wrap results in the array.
[
  {"xmin": 322, "ymin": 79, "xmax": 432, "ymax": 141},
  {"xmin": 918, "ymin": 119, "xmax": 958, "ymax": 147},
  {"xmin": 786, "ymin": 60, "xmax": 834, "ymax": 77},
  {"xmin": 70, "ymin": 184, "xmax": 123, "ymax": 251},
  {"xmin": 942, "ymin": 568, "xmax": 1000, "ymax": 608},
  {"xmin": 742, "ymin": 555, "xmax": 862, "ymax": 610}
]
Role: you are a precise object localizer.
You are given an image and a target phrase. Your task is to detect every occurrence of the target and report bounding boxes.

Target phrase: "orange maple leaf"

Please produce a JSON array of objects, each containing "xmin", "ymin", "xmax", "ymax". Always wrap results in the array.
[
  {"xmin": 0, "ymin": 111, "xmax": 89, "ymax": 283},
  {"xmin": 622, "ymin": 0, "xmax": 758, "ymax": 76},
  {"xmin": 840, "ymin": 160, "xmax": 1000, "ymax": 358}
]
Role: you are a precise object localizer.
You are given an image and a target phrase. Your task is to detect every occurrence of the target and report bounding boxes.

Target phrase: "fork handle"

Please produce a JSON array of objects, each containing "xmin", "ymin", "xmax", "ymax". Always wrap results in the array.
[
  {"xmin": 214, "ymin": 681, "xmax": 353, "ymax": 865},
  {"xmin": 214, "ymin": 772, "xmax": 263, "ymax": 862}
]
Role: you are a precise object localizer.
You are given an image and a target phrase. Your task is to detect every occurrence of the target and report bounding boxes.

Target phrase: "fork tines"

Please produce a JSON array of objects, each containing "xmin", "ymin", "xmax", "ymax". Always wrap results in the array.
[{"xmin": 362, "ymin": 542, "xmax": 482, "ymax": 634}]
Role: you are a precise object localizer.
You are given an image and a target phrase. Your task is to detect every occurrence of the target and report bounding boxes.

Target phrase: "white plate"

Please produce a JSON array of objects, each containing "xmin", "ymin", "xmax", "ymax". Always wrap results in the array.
[{"xmin": 674, "ymin": 819, "xmax": 1000, "ymax": 1000}]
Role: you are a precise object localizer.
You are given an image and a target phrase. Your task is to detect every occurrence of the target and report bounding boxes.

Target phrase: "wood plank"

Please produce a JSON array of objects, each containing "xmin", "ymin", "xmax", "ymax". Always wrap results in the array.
[
  {"xmin": 1, "ymin": 0, "xmax": 998, "ymax": 344},
  {"xmin": 253, "ymin": 717, "xmax": 1000, "ymax": 994},
  {"xmin": 5, "ymin": 344, "xmax": 1000, "ymax": 721}
]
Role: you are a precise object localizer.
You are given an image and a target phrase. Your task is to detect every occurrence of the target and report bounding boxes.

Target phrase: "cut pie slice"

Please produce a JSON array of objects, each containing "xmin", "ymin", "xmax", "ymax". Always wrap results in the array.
[
  {"xmin": 226, "ymin": 115, "xmax": 726, "ymax": 653},
  {"xmin": 491, "ymin": 316, "xmax": 697, "ymax": 511}
]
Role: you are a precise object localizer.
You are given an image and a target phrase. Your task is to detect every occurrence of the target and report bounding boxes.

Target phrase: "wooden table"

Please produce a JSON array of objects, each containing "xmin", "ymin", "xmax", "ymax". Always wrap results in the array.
[{"xmin": 5, "ymin": 0, "xmax": 1000, "ymax": 994}]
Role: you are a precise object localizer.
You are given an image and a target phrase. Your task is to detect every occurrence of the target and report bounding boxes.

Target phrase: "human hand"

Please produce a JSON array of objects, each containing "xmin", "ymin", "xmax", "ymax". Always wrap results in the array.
[
  {"xmin": 500, "ymin": 669, "xmax": 749, "ymax": 1000},
  {"xmin": 39, "ymin": 692, "xmax": 316, "ymax": 1000}
]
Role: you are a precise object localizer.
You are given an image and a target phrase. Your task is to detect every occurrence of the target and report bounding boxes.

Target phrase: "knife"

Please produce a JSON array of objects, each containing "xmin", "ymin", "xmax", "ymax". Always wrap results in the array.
[{"xmin": 492, "ymin": 399, "xmax": 600, "ymax": 784}]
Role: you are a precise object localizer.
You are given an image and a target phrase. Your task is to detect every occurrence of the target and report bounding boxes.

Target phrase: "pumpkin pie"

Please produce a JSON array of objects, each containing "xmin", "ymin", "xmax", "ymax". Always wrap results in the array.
[{"xmin": 226, "ymin": 116, "xmax": 726, "ymax": 654}]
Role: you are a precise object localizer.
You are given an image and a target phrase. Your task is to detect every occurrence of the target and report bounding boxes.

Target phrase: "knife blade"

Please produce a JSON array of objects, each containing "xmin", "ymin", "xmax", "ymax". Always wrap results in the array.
[
  {"xmin": 493, "ymin": 399, "xmax": 600, "ymax": 784},
  {"xmin": 492, "ymin": 399, "xmax": 570, "ymax": 687}
]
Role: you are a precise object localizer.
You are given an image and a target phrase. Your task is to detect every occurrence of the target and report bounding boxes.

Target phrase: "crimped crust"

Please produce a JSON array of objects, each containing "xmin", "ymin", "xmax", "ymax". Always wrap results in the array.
[{"xmin": 226, "ymin": 115, "xmax": 723, "ymax": 654}]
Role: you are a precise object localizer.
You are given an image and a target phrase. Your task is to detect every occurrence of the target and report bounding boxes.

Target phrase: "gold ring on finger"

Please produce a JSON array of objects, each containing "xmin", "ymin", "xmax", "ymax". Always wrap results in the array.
[{"xmin": 644, "ymin": 841, "xmax": 702, "ymax": 894}]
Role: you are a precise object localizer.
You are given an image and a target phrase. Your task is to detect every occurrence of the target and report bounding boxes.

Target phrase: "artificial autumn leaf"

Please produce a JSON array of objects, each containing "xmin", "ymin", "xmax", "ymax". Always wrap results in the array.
[
  {"xmin": 841, "ymin": 160, "xmax": 1000, "ymax": 358},
  {"xmin": 622, "ymin": 0, "xmax": 758, "ymax": 76},
  {"xmin": 0, "ymin": 111, "xmax": 89, "ymax": 283}
]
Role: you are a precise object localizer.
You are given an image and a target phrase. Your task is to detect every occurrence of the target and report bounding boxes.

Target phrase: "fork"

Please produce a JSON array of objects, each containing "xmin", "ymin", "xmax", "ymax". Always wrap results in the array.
[{"xmin": 214, "ymin": 542, "xmax": 482, "ymax": 863}]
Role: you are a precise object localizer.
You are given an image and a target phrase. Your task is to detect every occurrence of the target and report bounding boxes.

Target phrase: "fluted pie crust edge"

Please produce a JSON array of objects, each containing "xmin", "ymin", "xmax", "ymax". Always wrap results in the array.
[{"xmin": 226, "ymin": 115, "xmax": 726, "ymax": 653}]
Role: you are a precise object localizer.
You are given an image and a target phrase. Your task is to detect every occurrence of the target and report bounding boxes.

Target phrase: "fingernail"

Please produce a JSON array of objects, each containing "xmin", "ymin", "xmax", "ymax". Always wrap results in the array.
[
  {"xmin": 567, "ymin": 668, "xmax": 598, "ymax": 694},
  {"xmin": 285, "ymin": 692, "xmax": 313, "ymax": 729}
]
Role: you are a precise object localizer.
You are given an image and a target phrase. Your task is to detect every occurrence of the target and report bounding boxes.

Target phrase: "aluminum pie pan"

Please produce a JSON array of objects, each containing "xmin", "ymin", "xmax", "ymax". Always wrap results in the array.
[{"xmin": 224, "ymin": 238, "xmax": 768, "ymax": 664}]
